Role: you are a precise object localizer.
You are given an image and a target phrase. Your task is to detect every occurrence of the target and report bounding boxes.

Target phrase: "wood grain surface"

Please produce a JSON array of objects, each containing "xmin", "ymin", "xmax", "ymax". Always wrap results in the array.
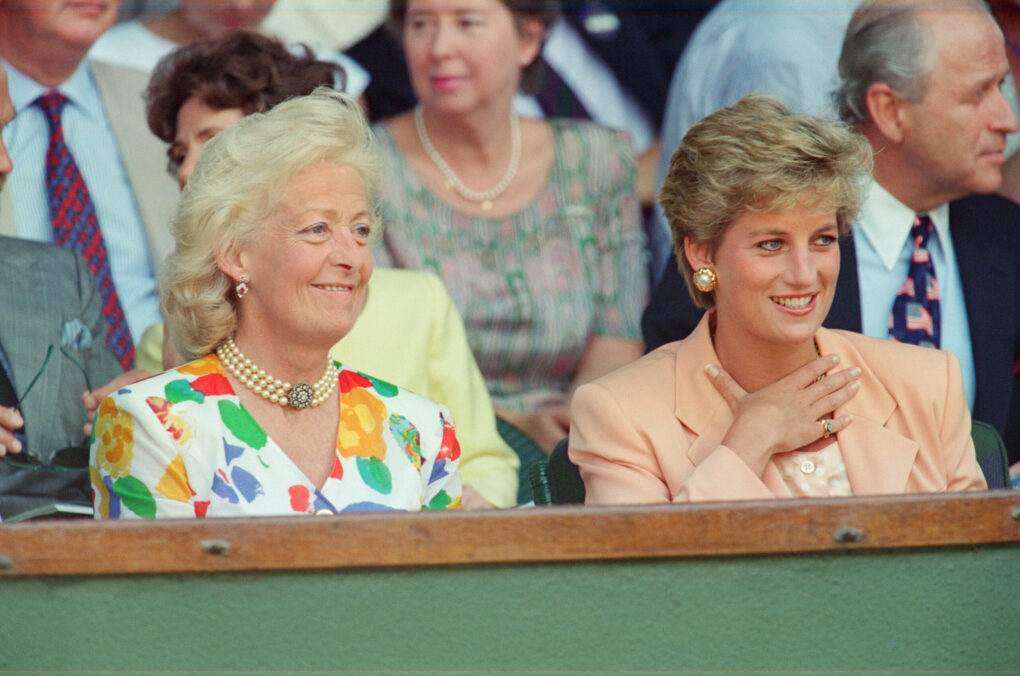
[{"xmin": 1, "ymin": 491, "xmax": 1017, "ymax": 577}]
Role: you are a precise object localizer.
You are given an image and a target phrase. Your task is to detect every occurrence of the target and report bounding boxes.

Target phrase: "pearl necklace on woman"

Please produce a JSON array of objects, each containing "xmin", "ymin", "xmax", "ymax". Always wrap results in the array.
[
  {"xmin": 413, "ymin": 105, "xmax": 521, "ymax": 211},
  {"xmin": 216, "ymin": 336, "xmax": 338, "ymax": 410}
]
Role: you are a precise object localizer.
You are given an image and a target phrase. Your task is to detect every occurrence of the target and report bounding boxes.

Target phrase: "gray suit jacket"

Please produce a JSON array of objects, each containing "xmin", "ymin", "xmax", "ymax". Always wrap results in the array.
[
  {"xmin": 0, "ymin": 59, "xmax": 177, "ymax": 275},
  {"xmin": 0, "ymin": 237, "xmax": 122, "ymax": 519}
]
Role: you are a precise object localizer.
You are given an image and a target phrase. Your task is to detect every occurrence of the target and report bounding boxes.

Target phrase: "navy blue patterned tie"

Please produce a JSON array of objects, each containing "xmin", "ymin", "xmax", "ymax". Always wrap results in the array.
[
  {"xmin": 39, "ymin": 91, "xmax": 134, "ymax": 369},
  {"xmin": 889, "ymin": 214, "xmax": 940, "ymax": 348}
]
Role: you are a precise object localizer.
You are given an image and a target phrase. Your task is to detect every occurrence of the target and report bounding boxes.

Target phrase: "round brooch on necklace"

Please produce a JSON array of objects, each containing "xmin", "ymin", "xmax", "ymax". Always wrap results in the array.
[
  {"xmin": 287, "ymin": 383, "xmax": 314, "ymax": 409},
  {"xmin": 216, "ymin": 336, "xmax": 338, "ymax": 410}
]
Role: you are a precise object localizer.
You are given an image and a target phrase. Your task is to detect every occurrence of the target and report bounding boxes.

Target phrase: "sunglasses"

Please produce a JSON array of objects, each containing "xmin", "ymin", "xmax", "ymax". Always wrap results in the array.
[{"xmin": 2, "ymin": 345, "xmax": 93, "ymax": 472}]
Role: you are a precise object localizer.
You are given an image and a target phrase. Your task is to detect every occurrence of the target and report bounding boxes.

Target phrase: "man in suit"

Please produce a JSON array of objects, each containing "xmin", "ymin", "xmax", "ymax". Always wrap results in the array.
[
  {"xmin": 0, "ymin": 61, "xmax": 146, "ymax": 520},
  {"xmin": 0, "ymin": 0, "xmax": 177, "ymax": 370},
  {"xmin": 643, "ymin": 0, "xmax": 1020, "ymax": 467}
]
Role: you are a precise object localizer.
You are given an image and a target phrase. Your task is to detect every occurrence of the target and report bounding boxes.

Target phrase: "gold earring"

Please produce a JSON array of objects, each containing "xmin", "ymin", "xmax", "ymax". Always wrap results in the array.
[{"xmin": 693, "ymin": 267, "xmax": 717, "ymax": 293}]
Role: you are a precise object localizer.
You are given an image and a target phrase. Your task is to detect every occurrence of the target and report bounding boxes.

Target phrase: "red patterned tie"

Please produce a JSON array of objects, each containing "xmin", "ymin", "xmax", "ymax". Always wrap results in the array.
[
  {"xmin": 888, "ymin": 214, "xmax": 940, "ymax": 348},
  {"xmin": 38, "ymin": 91, "xmax": 134, "ymax": 369}
]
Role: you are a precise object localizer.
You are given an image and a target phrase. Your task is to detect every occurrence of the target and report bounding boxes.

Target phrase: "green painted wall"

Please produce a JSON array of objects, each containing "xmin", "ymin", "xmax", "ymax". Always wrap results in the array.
[{"xmin": 2, "ymin": 546, "xmax": 1017, "ymax": 675}]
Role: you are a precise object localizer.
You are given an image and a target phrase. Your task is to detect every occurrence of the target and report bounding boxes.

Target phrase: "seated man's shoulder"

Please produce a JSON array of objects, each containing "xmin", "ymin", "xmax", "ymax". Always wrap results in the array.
[
  {"xmin": 3, "ymin": 237, "xmax": 78, "ymax": 265},
  {"xmin": 953, "ymin": 192, "xmax": 1020, "ymax": 228}
]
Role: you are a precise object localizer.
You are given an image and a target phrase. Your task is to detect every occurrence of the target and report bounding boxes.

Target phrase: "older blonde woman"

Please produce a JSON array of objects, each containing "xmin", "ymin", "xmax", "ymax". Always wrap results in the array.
[
  {"xmin": 570, "ymin": 95, "xmax": 986, "ymax": 504},
  {"xmin": 133, "ymin": 30, "xmax": 514, "ymax": 509},
  {"xmin": 90, "ymin": 90, "xmax": 461, "ymax": 518}
]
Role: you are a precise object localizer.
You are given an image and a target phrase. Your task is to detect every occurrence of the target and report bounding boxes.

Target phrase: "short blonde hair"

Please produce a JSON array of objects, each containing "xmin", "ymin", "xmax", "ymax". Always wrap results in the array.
[
  {"xmin": 160, "ymin": 88, "xmax": 378, "ymax": 359},
  {"xmin": 659, "ymin": 94, "xmax": 873, "ymax": 309}
]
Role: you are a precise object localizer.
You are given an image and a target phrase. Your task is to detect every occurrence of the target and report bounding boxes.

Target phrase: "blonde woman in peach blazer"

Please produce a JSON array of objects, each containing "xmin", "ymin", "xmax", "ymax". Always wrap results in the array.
[{"xmin": 570, "ymin": 96, "xmax": 987, "ymax": 505}]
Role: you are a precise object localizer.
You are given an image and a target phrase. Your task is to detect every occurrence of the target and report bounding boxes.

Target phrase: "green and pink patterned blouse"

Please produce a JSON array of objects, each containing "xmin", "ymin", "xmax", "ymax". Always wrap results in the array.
[
  {"xmin": 90, "ymin": 354, "xmax": 462, "ymax": 518},
  {"xmin": 373, "ymin": 120, "xmax": 648, "ymax": 414}
]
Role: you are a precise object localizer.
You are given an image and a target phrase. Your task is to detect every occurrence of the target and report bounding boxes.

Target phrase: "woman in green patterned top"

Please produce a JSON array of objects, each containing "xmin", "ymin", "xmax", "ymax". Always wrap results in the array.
[{"xmin": 374, "ymin": 0, "xmax": 648, "ymax": 454}]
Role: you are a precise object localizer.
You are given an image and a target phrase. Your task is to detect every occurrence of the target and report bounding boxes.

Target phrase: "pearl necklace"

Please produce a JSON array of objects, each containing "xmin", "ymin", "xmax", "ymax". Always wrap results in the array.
[
  {"xmin": 413, "ymin": 105, "xmax": 521, "ymax": 211},
  {"xmin": 216, "ymin": 336, "xmax": 338, "ymax": 410}
]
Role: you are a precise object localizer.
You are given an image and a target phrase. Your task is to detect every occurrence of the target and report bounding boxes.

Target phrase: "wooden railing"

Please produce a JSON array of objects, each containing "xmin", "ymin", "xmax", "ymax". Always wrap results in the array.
[{"xmin": 1, "ymin": 490, "xmax": 1017, "ymax": 576}]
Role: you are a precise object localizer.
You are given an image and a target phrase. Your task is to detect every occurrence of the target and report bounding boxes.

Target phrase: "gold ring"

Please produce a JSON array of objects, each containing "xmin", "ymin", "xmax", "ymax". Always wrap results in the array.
[{"xmin": 821, "ymin": 419, "xmax": 833, "ymax": 439}]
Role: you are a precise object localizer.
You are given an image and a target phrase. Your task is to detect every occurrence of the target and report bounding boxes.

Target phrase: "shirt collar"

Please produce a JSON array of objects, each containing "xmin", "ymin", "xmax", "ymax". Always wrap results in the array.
[
  {"xmin": 1, "ymin": 57, "xmax": 103, "ymax": 124},
  {"xmin": 855, "ymin": 180, "xmax": 950, "ymax": 271}
]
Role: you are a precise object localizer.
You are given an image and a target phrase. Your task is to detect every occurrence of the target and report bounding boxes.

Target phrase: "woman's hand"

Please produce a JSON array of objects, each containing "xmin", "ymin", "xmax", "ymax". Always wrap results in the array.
[
  {"xmin": 497, "ymin": 406, "xmax": 570, "ymax": 456},
  {"xmin": 461, "ymin": 485, "xmax": 496, "ymax": 510},
  {"xmin": 705, "ymin": 354, "xmax": 861, "ymax": 476}
]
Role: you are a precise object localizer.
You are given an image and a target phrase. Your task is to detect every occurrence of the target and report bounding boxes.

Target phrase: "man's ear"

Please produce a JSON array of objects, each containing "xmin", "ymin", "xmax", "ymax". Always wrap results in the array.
[
  {"xmin": 683, "ymin": 236, "xmax": 713, "ymax": 272},
  {"xmin": 864, "ymin": 81, "xmax": 909, "ymax": 144}
]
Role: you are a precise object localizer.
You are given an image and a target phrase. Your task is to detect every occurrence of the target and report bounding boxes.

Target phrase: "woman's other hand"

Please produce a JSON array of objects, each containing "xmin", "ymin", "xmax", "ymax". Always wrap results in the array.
[
  {"xmin": 461, "ymin": 485, "xmax": 496, "ymax": 510},
  {"xmin": 0, "ymin": 406, "xmax": 24, "ymax": 456},
  {"xmin": 705, "ymin": 354, "xmax": 861, "ymax": 476},
  {"xmin": 497, "ymin": 406, "xmax": 570, "ymax": 456}
]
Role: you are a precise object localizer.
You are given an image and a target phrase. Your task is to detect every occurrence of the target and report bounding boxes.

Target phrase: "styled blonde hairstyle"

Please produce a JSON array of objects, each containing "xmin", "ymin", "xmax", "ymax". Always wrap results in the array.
[
  {"xmin": 160, "ymin": 88, "xmax": 378, "ymax": 359},
  {"xmin": 659, "ymin": 94, "xmax": 873, "ymax": 309}
]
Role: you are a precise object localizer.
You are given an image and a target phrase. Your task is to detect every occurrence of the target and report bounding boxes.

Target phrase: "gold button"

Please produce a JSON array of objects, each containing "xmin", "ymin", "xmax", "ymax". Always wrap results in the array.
[
  {"xmin": 800, "ymin": 459, "xmax": 816, "ymax": 475},
  {"xmin": 314, "ymin": 508, "xmax": 334, "ymax": 516}
]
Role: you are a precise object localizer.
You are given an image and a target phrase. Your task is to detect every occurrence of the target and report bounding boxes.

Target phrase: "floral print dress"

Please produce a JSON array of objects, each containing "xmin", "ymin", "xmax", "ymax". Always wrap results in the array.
[{"xmin": 90, "ymin": 355, "xmax": 462, "ymax": 518}]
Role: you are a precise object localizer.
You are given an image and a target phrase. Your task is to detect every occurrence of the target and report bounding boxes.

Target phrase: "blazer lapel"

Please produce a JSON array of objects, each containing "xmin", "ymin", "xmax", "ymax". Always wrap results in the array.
[
  {"xmin": 672, "ymin": 315, "xmax": 734, "ymax": 460},
  {"xmin": 671, "ymin": 316, "xmax": 795, "ymax": 497},
  {"xmin": 816, "ymin": 329, "xmax": 919, "ymax": 495},
  {"xmin": 672, "ymin": 321, "xmax": 923, "ymax": 496},
  {"xmin": 0, "ymin": 244, "xmax": 65, "ymax": 458},
  {"xmin": 0, "ymin": 246, "xmax": 44, "ymax": 390}
]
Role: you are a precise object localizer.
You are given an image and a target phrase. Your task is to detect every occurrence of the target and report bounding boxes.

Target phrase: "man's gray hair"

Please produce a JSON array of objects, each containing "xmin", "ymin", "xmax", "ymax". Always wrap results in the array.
[{"xmin": 834, "ymin": 0, "xmax": 990, "ymax": 126}]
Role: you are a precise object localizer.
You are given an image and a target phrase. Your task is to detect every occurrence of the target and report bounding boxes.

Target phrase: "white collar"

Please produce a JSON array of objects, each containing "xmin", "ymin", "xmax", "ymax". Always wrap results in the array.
[
  {"xmin": 856, "ymin": 180, "xmax": 950, "ymax": 271},
  {"xmin": 1, "ymin": 57, "xmax": 103, "ymax": 125}
]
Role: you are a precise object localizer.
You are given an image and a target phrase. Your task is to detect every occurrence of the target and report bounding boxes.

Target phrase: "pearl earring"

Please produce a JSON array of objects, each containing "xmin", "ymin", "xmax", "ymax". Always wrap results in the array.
[{"xmin": 693, "ymin": 267, "xmax": 717, "ymax": 293}]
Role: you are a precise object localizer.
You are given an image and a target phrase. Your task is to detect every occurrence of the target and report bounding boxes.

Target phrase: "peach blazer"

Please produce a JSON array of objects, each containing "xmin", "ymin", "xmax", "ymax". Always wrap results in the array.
[{"xmin": 569, "ymin": 314, "xmax": 987, "ymax": 504}]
